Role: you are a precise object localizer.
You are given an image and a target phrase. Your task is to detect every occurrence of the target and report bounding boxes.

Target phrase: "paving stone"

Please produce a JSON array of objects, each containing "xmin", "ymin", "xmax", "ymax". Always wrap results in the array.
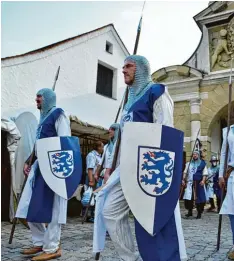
[{"xmin": 1, "ymin": 203, "xmax": 232, "ymax": 261}]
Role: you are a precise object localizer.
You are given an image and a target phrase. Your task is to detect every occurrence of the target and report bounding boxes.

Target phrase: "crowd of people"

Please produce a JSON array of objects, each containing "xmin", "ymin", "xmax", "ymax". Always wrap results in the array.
[{"xmin": 12, "ymin": 54, "xmax": 234, "ymax": 261}]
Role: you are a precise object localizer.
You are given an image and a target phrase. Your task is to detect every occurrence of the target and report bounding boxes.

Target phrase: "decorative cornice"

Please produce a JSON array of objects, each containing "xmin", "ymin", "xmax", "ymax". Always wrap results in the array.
[
  {"xmin": 201, "ymin": 70, "xmax": 234, "ymax": 86},
  {"xmin": 200, "ymin": 92, "xmax": 209, "ymax": 99},
  {"xmin": 196, "ymin": 9, "xmax": 233, "ymax": 25},
  {"xmin": 171, "ymin": 92, "xmax": 208, "ymax": 102},
  {"xmin": 171, "ymin": 92, "xmax": 199, "ymax": 102},
  {"xmin": 194, "ymin": 2, "xmax": 226, "ymax": 21},
  {"xmin": 165, "ymin": 78, "xmax": 201, "ymax": 90}
]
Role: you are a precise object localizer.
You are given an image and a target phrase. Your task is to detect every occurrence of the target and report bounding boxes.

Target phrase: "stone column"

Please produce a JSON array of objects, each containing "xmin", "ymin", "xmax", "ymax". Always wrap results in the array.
[{"xmin": 190, "ymin": 98, "xmax": 201, "ymax": 151}]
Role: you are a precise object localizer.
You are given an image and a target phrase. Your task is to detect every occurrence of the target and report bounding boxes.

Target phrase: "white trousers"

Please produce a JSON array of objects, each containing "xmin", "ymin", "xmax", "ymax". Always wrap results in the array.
[
  {"xmin": 28, "ymin": 194, "xmax": 62, "ymax": 253},
  {"xmin": 102, "ymin": 182, "xmax": 187, "ymax": 261},
  {"xmin": 94, "ymin": 168, "xmax": 187, "ymax": 261},
  {"xmin": 103, "ymin": 182, "xmax": 141, "ymax": 261}
]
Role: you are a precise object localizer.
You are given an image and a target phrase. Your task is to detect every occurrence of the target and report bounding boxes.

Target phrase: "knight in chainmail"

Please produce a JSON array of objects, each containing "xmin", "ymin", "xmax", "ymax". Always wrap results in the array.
[
  {"xmin": 93, "ymin": 55, "xmax": 187, "ymax": 261},
  {"xmin": 218, "ymin": 125, "xmax": 234, "ymax": 260},
  {"xmin": 183, "ymin": 150, "xmax": 208, "ymax": 219},
  {"xmin": 99, "ymin": 123, "xmax": 120, "ymax": 183},
  {"xmin": 206, "ymin": 156, "xmax": 221, "ymax": 212},
  {"xmin": 15, "ymin": 88, "xmax": 71, "ymax": 261}
]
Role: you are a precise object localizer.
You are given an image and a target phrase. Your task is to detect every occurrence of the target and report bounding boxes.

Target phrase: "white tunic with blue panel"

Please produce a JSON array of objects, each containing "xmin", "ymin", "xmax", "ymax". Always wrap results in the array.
[
  {"xmin": 16, "ymin": 108, "xmax": 71, "ymax": 224},
  {"xmin": 219, "ymin": 125, "xmax": 234, "ymax": 215},
  {"xmin": 206, "ymin": 165, "xmax": 220, "ymax": 199},
  {"xmin": 93, "ymin": 84, "xmax": 187, "ymax": 261}
]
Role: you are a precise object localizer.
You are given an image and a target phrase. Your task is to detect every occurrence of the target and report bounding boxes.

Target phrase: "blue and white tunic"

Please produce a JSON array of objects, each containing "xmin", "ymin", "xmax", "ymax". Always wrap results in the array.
[
  {"xmin": 120, "ymin": 84, "xmax": 173, "ymax": 129},
  {"xmin": 219, "ymin": 125, "xmax": 234, "ymax": 215},
  {"xmin": 16, "ymin": 108, "xmax": 71, "ymax": 224},
  {"xmin": 93, "ymin": 84, "xmax": 187, "ymax": 260},
  {"xmin": 206, "ymin": 165, "xmax": 220, "ymax": 199},
  {"xmin": 183, "ymin": 160, "xmax": 208, "ymax": 203}
]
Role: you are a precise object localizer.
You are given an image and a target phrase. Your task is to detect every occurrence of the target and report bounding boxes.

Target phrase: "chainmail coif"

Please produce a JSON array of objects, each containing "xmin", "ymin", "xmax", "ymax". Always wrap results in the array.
[
  {"xmin": 108, "ymin": 123, "xmax": 120, "ymax": 153},
  {"xmin": 124, "ymin": 55, "xmax": 154, "ymax": 111},
  {"xmin": 37, "ymin": 88, "xmax": 56, "ymax": 124}
]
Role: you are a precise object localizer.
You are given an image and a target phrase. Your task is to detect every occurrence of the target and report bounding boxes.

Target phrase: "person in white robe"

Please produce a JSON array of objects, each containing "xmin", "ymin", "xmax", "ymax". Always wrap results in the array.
[
  {"xmin": 219, "ymin": 125, "xmax": 234, "ymax": 260},
  {"xmin": 183, "ymin": 151, "xmax": 208, "ymax": 219},
  {"xmin": 94, "ymin": 123, "xmax": 120, "ymax": 184},
  {"xmin": 15, "ymin": 88, "xmax": 70, "ymax": 261},
  {"xmin": 206, "ymin": 156, "xmax": 220, "ymax": 212},
  {"xmin": 93, "ymin": 55, "xmax": 187, "ymax": 261}
]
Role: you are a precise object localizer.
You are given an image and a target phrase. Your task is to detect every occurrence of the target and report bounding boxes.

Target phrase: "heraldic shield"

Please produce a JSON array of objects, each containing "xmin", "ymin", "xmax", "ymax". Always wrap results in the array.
[
  {"xmin": 36, "ymin": 136, "xmax": 82, "ymax": 199},
  {"xmin": 120, "ymin": 122, "xmax": 184, "ymax": 239}
]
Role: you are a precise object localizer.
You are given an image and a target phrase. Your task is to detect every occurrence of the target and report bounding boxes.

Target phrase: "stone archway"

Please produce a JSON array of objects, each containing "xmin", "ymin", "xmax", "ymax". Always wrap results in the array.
[
  {"xmin": 197, "ymin": 83, "xmax": 234, "ymax": 160},
  {"xmin": 200, "ymin": 83, "xmax": 233, "ymax": 136},
  {"xmin": 207, "ymin": 101, "xmax": 234, "ymax": 159}
]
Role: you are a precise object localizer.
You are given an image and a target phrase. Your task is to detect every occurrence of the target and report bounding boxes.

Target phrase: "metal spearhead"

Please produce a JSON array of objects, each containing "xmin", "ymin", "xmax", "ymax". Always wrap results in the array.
[{"xmin": 52, "ymin": 66, "xmax": 60, "ymax": 91}]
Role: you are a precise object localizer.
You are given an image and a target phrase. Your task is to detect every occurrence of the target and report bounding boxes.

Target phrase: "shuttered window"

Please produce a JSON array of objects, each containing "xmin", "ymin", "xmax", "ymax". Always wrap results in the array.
[{"xmin": 96, "ymin": 64, "xmax": 113, "ymax": 98}]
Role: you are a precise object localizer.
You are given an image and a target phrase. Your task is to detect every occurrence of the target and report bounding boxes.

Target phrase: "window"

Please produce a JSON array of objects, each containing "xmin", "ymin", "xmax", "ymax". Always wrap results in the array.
[
  {"xmin": 105, "ymin": 41, "xmax": 113, "ymax": 54},
  {"xmin": 96, "ymin": 63, "xmax": 113, "ymax": 98}
]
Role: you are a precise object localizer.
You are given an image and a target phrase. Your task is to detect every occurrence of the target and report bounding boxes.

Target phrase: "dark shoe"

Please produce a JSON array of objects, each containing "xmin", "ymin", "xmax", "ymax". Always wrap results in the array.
[
  {"xmin": 87, "ymin": 217, "xmax": 94, "ymax": 223},
  {"xmin": 185, "ymin": 210, "xmax": 193, "ymax": 218},
  {"xmin": 196, "ymin": 213, "xmax": 201, "ymax": 219}
]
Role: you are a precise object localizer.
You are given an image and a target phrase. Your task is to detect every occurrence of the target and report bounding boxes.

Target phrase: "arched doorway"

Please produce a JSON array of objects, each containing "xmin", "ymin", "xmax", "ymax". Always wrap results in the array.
[{"xmin": 208, "ymin": 101, "xmax": 234, "ymax": 158}]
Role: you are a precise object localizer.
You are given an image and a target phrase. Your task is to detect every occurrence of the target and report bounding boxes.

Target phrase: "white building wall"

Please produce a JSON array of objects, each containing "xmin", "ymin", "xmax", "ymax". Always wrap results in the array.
[{"xmin": 1, "ymin": 26, "xmax": 128, "ymax": 128}]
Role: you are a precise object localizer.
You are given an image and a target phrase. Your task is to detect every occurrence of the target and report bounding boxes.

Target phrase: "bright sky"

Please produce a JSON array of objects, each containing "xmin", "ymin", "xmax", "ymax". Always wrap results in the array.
[{"xmin": 1, "ymin": 1, "xmax": 208, "ymax": 72}]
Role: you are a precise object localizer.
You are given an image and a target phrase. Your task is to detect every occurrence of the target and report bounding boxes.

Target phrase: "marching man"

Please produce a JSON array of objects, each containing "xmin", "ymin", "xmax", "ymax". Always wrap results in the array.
[
  {"xmin": 92, "ymin": 123, "xmax": 120, "ymax": 241},
  {"xmin": 219, "ymin": 125, "xmax": 234, "ymax": 260},
  {"xmin": 94, "ymin": 123, "xmax": 120, "ymax": 184},
  {"xmin": 206, "ymin": 156, "xmax": 220, "ymax": 212},
  {"xmin": 83, "ymin": 141, "xmax": 103, "ymax": 222},
  {"xmin": 93, "ymin": 55, "xmax": 187, "ymax": 261},
  {"xmin": 183, "ymin": 150, "xmax": 208, "ymax": 219},
  {"xmin": 15, "ymin": 88, "xmax": 81, "ymax": 261},
  {"xmin": 86, "ymin": 141, "xmax": 104, "ymax": 188}
]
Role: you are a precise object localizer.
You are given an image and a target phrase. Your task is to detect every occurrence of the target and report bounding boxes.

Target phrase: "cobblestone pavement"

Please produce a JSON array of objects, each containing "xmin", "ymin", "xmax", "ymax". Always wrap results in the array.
[{"xmin": 1, "ymin": 204, "xmax": 233, "ymax": 261}]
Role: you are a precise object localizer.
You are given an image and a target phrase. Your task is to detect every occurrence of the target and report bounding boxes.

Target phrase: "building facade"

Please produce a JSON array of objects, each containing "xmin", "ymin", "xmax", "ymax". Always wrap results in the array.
[
  {"xmin": 1, "ymin": 24, "xmax": 129, "ymax": 129},
  {"xmin": 152, "ymin": 1, "xmax": 234, "ymax": 161}
]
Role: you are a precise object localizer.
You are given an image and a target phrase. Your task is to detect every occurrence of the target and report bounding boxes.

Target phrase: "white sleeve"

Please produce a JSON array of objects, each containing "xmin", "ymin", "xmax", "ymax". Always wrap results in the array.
[
  {"xmin": 55, "ymin": 113, "xmax": 71, "ymax": 137},
  {"xmin": 183, "ymin": 162, "xmax": 189, "ymax": 175},
  {"xmin": 219, "ymin": 128, "xmax": 227, "ymax": 178},
  {"xmin": 202, "ymin": 166, "xmax": 208, "ymax": 176},
  {"xmin": 100, "ymin": 144, "xmax": 108, "ymax": 167},
  {"xmin": 86, "ymin": 153, "xmax": 96, "ymax": 169},
  {"xmin": 103, "ymin": 144, "xmax": 114, "ymax": 169},
  {"xmin": 153, "ymin": 87, "xmax": 174, "ymax": 127}
]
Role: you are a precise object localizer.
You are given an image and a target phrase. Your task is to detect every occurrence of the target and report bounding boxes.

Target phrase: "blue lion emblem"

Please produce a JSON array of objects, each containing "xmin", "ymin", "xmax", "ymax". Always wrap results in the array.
[
  {"xmin": 121, "ymin": 112, "xmax": 133, "ymax": 124},
  {"xmin": 140, "ymin": 150, "xmax": 174, "ymax": 195},
  {"xmin": 120, "ymin": 112, "xmax": 133, "ymax": 129},
  {"xmin": 50, "ymin": 150, "xmax": 74, "ymax": 178}
]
